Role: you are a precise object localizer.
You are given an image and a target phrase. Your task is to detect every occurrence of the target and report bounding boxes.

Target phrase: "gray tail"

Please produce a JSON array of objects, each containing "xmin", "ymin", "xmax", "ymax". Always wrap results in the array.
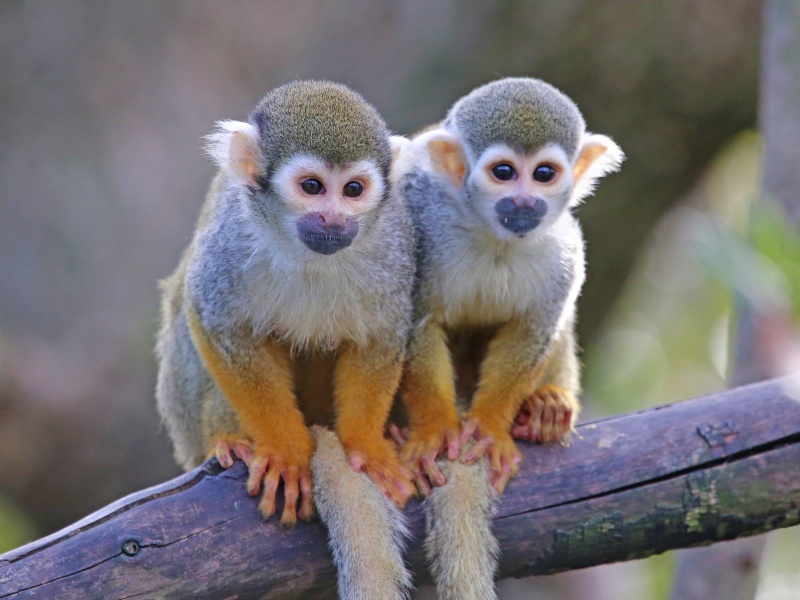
[
  {"xmin": 424, "ymin": 458, "xmax": 500, "ymax": 600},
  {"xmin": 311, "ymin": 427, "xmax": 412, "ymax": 600}
]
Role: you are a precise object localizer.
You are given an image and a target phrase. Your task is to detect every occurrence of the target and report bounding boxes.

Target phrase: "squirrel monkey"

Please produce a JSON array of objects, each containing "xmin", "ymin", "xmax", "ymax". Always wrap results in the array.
[
  {"xmin": 155, "ymin": 81, "xmax": 415, "ymax": 528},
  {"xmin": 398, "ymin": 76, "xmax": 624, "ymax": 490},
  {"xmin": 393, "ymin": 77, "xmax": 624, "ymax": 599}
]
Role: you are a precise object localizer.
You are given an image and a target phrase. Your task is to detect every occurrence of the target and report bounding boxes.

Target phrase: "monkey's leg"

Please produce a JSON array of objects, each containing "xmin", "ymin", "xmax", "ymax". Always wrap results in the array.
[
  {"xmin": 188, "ymin": 310, "xmax": 314, "ymax": 527},
  {"xmin": 462, "ymin": 321, "xmax": 550, "ymax": 493},
  {"xmin": 334, "ymin": 341, "xmax": 415, "ymax": 507},
  {"xmin": 512, "ymin": 331, "xmax": 581, "ymax": 443},
  {"xmin": 400, "ymin": 320, "xmax": 461, "ymax": 493}
]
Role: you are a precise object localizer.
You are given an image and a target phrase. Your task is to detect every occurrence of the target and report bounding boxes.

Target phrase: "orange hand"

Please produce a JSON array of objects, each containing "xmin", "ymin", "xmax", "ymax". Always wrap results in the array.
[
  {"xmin": 460, "ymin": 413, "xmax": 522, "ymax": 494},
  {"xmin": 208, "ymin": 430, "xmax": 314, "ymax": 526},
  {"xmin": 512, "ymin": 385, "xmax": 579, "ymax": 443},
  {"xmin": 345, "ymin": 436, "xmax": 415, "ymax": 507},
  {"xmin": 399, "ymin": 319, "xmax": 462, "ymax": 494},
  {"xmin": 334, "ymin": 341, "xmax": 413, "ymax": 507},
  {"xmin": 244, "ymin": 432, "xmax": 315, "ymax": 527},
  {"xmin": 399, "ymin": 423, "xmax": 460, "ymax": 494}
]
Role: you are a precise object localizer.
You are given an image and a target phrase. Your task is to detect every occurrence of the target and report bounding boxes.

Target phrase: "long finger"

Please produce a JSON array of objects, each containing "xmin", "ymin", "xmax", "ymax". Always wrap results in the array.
[
  {"xmin": 492, "ymin": 463, "xmax": 514, "ymax": 494},
  {"xmin": 446, "ymin": 430, "xmax": 460, "ymax": 461},
  {"xmin": 387, "ymin": 424, "xmax": 406, "ymax": 447},
  {"xmin": 258, "ymin": 465, "xmax": 282, "ymax": 520},
  {"xmin": 413, "ymin": 469, "xmax": 432, "ymax": 498},
  {"xmin": 246, "ymin": 457, "xmax": 268, "ymax": 497},
  {"xmin": 280, "ymin": 466, "xmax": 300, "ymax": 528},
  {"xmin": 422, "ymin": 455, "xmax": 446, "ymax": 487},
  {"xmin": 542, "ymin": 402, "xmax": 557, "ymax": 442},
  {"xmin": 215, "ymin": 441, "xmax": 234, "ymax": 468},
  {"xmin": 460, "ymin": 418, "xmax": 479, "ymax": 445},
  {"xmin": 233, "ymin": 443, "xmax": 253, "ymax": 466},
  {"xmin": 298, "ymin": 471, "xmax": 315, "ymax": 522},
  {"xmin": 462, "ymin": 436, "xmax": 493, "ymax": 464}
]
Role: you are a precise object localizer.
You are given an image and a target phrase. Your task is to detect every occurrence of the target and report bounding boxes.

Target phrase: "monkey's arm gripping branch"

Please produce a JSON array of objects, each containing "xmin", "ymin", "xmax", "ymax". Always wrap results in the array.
[
  {"xmin": 333, "ymin": 341, "xmax": 415, "ymax": 507},
  {"xmin": 462, "ymin": 320, "xmax": 552, "ymax": 492},
  {"xmin": 400, "ymin": 319, "xmax": 461, "ymax": 492},
  {"xmin": 187, "ymin": 307, "xmax": 313, "ymax": 526}
]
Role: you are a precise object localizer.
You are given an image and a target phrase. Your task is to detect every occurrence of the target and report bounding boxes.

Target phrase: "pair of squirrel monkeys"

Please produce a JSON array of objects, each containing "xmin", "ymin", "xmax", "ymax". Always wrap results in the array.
[{"xmin": 156, "ymin": 78, "xmax": 623, "ymax": 599}]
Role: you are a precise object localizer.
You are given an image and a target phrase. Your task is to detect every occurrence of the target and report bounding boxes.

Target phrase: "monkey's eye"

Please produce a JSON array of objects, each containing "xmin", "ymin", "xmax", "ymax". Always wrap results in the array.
[
  {"xmin": 301, "ymin": 178, "xmax": 324, "ymax": 195},
  {"xmin": 343, "ymin": 181, "xmax": 364, "ymax": 198},
  {"xmin": 533, "ymin": 165, "xmax": 557, "ymax": 183},
  {"xmin": 492, "ymin": 163, "xmax": 517, "ymax": 181},
  {"xmin": 491, "ymin": 164, "xmax": 516, "ymax": 181}
]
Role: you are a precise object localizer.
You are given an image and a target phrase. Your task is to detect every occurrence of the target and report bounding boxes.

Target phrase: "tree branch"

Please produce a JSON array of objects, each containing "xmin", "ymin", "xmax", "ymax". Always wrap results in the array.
[{"xmin": 2, "ymin": 376, "xmax": 800, "ymax": 599}]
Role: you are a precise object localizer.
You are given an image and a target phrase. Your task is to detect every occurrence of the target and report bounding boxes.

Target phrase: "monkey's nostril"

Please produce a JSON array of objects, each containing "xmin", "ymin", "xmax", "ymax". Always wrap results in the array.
[{"xmin": 318, "ymin": 214, "xmax": 326, "ymax": 224}]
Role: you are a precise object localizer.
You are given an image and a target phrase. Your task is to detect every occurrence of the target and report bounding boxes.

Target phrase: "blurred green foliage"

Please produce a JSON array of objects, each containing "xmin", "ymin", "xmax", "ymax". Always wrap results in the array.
[
  {"xmin": 0, "ymin": 494, "xmax": 36, "ymax": 554},
  {"xmin": 750, "ymin": 205, "xmax": 800, "ymax": 321},
  {"xmin": 582, "ymin": 131, "xmax": 800, "ymax": 599}
]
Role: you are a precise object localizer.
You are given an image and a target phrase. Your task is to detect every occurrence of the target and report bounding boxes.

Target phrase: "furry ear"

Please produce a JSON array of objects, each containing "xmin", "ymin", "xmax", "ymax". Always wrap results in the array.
[
  {"xmin": 571, "ymin": 133, "xmax": 624, "ymax": 205},
  {"xmin": 389, "ymin": 135, "xmax": 410, "ymax": 163},
  {"xmin": 388, "ymin": 135, "xmax": 412, "ymax": 184},
  {"xmin": 205, "ymin": 120, "xmax": 262, "ymax": 186},
  {"xmin": 421, "ymin": 129, "xmax": 467, "ymax": 188}
]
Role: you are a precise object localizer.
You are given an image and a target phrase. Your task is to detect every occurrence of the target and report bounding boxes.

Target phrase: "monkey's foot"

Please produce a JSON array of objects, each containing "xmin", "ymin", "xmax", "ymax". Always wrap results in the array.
[
  {"xmin": 245, "ymin": 436, "xmax": 315, "ymax": 528},
  {"xmin": 207, "ymin": 433, "xmax": 254, "ymax": 469},
  {"xmin": 344, "ymin": 437, "xmax": 415, "ymax": 508},
  {"xmin": 512, "ymin": 385, "xmax": 579, "ymax": 443},
  {"xmin": 398, "ymin": 425, "xmax": 460, "ymax": 495},
  {"xmin": 461, "ymin": 416, "xmax": 522, "ymax": 494}
]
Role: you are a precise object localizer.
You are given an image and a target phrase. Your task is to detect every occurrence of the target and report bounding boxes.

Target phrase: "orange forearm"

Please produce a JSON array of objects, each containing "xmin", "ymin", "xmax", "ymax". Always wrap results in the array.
[
  {"xmin": 187, "ymin": 308, "xmax": 309, "ymax": 453},
  {"xmin": 401, "ymin": 321, "xmax": 460, "ymax": 432},
  {"xmin": 468, "ymin": 322, "xmax": 548, "ymax": 429},
  {"xmin": 334, "ymin": 341, "xmax": 403, "ymax": 444}
]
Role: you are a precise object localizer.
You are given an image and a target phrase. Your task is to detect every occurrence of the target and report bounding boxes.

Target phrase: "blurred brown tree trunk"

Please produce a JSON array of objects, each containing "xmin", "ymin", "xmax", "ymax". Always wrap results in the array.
[{"xmin": 669, "ymin": 1, "xmax": 800, "ymax": 598}]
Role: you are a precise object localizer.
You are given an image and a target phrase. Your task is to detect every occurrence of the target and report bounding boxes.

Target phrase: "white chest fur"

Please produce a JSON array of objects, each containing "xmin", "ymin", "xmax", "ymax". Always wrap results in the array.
[
  {"xmin": 239, "ymin": 251, "xmax": 383, "ymax": 350},
  {"xmin": 430, "ymin": 218, "xmax": 583, "ymax": 328}
]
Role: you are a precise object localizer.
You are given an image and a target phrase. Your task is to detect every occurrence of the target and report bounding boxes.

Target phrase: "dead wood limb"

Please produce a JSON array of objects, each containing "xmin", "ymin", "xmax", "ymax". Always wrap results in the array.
[{"xmin": 2, "ymin": 376, "xmax": 799, "ymax": 599}]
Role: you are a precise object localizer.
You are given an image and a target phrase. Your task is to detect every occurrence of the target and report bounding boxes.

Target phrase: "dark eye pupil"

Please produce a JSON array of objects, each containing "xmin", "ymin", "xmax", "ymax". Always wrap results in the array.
[
  {"xmin": 492, "ymin": 164, "xmax": 514, "ymax": 181},
  {"xmin": 301, "ymin": 179, "xmax": 323, "ymax": 194},
  {"xmin": 343, "ymin": 181, "xmax": 363, "ymax": 198},
  {"xmin": 533, "ymin": 165, "xmax": 556, "ymax": 183}
]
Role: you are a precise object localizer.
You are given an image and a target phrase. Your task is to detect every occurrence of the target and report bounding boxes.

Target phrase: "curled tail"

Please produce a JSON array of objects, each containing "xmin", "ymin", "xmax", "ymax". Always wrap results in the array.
[
  {"xmin": 424, "ymin": 458, "xmax": 500, "ymax": 600},
  {"xmin": 311, "ymin": 426, "xmax": 412, "ymax": 600}
]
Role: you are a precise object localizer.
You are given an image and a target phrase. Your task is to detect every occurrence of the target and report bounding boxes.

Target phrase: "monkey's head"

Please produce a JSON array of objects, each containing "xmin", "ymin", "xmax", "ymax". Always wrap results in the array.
[
  {"xmin": 206, "ymin": 81, "xmax": 397, "ymax": 256},
  {"xmin": 421, "ymin": 77, "xmax": 623, "ymax": 241}
]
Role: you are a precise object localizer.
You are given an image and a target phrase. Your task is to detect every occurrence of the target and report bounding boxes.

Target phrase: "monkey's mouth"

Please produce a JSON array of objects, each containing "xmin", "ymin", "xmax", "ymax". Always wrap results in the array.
[
  {"xmin": 495, "ymin": 197, "xmax": 548, "ymax": 237},
  {"xmin": 296, "ymin": 214, "xmax": 360, "ymax": 256},
  {"xmin": 299, "ymin": 232, "xmax": 356, "ymax": 255}
]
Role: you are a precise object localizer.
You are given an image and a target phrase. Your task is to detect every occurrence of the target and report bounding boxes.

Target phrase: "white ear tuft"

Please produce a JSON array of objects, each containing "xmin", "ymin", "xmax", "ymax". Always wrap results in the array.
[
  {"xmin": 389, "ymin": 135, "xmax": 412, "ymax": 183},
  {"xmin": 571, "ymin": 133, "xmax": 624, "ymax": 205},
  {"xmin": 204, "ymin": 120, "xmax": 262, "ymax": 186},
  {"xmin": 389, "ymin": 135, "xmax": 410, "ymax": 160}
]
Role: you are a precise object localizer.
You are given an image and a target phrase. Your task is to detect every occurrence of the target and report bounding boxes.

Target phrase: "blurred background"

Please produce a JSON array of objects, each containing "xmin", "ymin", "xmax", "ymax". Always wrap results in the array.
[{"xmin": 1, "ymin": 1, "xmax": 798, "ymax": 598}]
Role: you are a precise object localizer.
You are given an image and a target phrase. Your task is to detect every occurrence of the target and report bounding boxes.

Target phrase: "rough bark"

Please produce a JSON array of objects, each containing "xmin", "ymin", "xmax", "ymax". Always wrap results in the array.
[{"xmin": 2, "ymin": 377, "xmax": 799, "ymax": 599}]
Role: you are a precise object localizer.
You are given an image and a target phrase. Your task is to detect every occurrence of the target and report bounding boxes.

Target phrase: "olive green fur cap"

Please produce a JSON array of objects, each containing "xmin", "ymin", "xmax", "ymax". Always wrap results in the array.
[
  {"xmin": 446, "ymin": 78, "xmax": 586, "ymax": 158},
  {"xmin": 250, "ymin": 80, "xmax": 391, "ymax": 176}
]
